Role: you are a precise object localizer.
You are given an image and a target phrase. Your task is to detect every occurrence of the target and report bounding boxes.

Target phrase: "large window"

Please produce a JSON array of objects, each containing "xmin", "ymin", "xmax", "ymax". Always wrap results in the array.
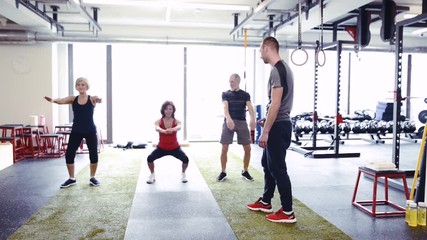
[
  {"xmin": 408, "ymin": 54, "xmax": 427, "ymax": 130},
  {"xmin": 350, "ymin": 51, "xmax": 395, "ymax": 111},
  {"xmin": 186, "ymin": 45, "xmax": 252, "ymax": 141},
  {"xmin": 71, "ymin": 42, "xmax": 427, "ymax": 143},
  {"xmin": 72, "ymin": 43, "xmax": 107, "ymax": 140},
  {"xmin": 111, "ymin": 44, "xmax": 184, "ymax": 144}
]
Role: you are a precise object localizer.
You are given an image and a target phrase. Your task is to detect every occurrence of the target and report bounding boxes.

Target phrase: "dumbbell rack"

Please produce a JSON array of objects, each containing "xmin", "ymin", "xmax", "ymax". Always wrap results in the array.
[{"xmin": 291, "ymin": 41, "xmax": 360, "ymax": 158}]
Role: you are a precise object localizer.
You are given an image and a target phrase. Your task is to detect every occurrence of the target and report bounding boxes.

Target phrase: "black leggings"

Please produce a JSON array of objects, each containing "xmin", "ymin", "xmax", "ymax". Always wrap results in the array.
[
  {"xmin": 65, "ymin": 132, "xmax": 98, "ymax": 164},
  {"xmin": 147, "ymin": 147, "xmax": 189, "ymax": 164}
]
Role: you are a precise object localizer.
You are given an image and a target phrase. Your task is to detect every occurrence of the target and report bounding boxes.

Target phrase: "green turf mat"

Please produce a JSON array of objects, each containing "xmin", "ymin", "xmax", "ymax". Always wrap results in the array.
[
  {"xmin": 9, "ymin": 148, "xmax": 145, "ymax": 240},
  {"xmin": 10, "ymin": 143, "xmax": 350, "ymax": 240},
  {"xmin": 189, "ymin": 143, "xmax": 351, "ymax": 240}
]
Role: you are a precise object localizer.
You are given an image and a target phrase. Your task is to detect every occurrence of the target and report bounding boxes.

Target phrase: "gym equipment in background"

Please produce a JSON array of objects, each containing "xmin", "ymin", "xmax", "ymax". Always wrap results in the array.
[
  {"xmin": 357, "ymin": 7, "xmax": 371, "ymax": 47},
  {"xmin": 380, "ymin": 0, "xmax": 396, "ymax": 43},
  {"xmin": 291, "ymin": 0, "xmax": 308, "ymax": 66},
  {"xmin": 315, "ymin": 0, "xmax": 326, "ymax": 67},
  {"xmin": 291, "ymin": 41, "xmax": 361, "ymax": 158}
]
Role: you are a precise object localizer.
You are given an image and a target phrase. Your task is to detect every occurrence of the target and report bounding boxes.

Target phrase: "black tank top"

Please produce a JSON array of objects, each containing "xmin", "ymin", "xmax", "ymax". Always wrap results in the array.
[{"xmin": 72, "ymin": 95, "xmax": 96, "ymax": 134}]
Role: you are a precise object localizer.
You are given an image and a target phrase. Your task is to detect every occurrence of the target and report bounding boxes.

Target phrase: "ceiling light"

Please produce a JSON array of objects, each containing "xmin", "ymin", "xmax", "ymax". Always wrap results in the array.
[{"xmin": 82, "ymin": 0, "xmax": 251, "ymax": 11}]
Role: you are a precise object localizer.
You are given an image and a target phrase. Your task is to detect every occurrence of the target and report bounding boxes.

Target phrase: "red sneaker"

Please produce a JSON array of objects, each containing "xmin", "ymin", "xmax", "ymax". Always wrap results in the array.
[
  {"xmin": 246, "ymin": 197, "xmax": 273, "ymax": 213},
  {"xmin": 266, "ymin": 208, "xmax": 297, "ymax": 223}
]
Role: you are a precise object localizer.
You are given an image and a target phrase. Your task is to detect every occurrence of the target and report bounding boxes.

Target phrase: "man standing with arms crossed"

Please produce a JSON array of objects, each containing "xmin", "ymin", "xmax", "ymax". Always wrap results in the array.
[
  {"xmin": 246, "ymin": 36, "xmax": 296, "ymax": 223},
  {"xmin": 217, "ymin": 73, "xmax": 256, "ymax": 182}
]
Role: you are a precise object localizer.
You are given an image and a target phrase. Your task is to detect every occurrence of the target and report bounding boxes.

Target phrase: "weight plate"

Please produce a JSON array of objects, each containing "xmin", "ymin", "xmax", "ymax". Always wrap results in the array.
[{"xmin": 418, "ymin": 110, "xmax": 427, "ymax": 124}]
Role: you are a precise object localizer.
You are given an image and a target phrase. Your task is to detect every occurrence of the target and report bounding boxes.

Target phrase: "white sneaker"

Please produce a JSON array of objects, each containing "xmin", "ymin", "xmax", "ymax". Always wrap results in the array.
[
  {"xmin": 146, "ymin": 173, "xmax": 155, "ymax": 184},
  {"xmin": 181, "ymin": 172, "xmax": 188, "ymax": 183}
]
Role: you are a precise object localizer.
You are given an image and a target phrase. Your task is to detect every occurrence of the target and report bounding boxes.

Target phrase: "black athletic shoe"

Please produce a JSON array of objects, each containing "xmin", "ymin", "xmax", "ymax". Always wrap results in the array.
[
  {"xmin": 89, "ymin": 177, "xmax": 100, "ymax": 187},
  {"xmin": 216, "ymin": 172, "xmax": 227, "ymax": 182},
  {"xmin": 60, "ymin": 179, "xmax": 76, "ymax": 188},
  {"xmin": 241, "ymin": 171, "xmax": 254, "ymax": 181}
]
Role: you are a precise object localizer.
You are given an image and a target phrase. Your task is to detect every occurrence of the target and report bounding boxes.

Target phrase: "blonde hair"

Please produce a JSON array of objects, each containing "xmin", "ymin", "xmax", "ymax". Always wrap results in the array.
[{"xmin": 75, "ymin": 77, "xmax": 90, "ymax": 90}]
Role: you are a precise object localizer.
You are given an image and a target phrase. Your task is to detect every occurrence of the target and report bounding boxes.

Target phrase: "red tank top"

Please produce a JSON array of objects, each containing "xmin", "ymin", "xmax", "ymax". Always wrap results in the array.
[{"xmin": 157, "ymin": 118, "xmax": 180, "ymax": 150}]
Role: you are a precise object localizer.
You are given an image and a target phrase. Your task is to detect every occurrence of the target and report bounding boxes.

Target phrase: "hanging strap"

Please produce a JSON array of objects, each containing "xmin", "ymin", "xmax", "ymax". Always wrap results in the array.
[
  {"xmin": 291, "ymin": 0, "xmax": 308, "ymax": 66},
  {"xmin": 316, "ymin": 0, "xmax": 326, "ymax": 67},
  {"xmin": 297, "ymin": 0, "xmax": 302, "ymax": 48}
]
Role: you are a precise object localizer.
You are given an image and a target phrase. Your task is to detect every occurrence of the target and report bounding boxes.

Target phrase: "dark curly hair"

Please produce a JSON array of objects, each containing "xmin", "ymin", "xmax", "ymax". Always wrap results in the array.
[{"xmin": 160, "ymin": 100, "xmax": 176, "ymax": 118}]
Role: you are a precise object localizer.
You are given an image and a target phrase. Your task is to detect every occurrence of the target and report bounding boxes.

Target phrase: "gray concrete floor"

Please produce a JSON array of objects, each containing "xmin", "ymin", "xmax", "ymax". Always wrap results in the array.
[
  {"xmin": 0, "ymin": 154, "xmax": 88, "ymax": 240},
  {"xmin": 124, "ymin": 154, "xmax": 236, "ymax": 240},
  {"xmin": 0, "ymin": 138, "xmax": 426, "ymax": 240}
]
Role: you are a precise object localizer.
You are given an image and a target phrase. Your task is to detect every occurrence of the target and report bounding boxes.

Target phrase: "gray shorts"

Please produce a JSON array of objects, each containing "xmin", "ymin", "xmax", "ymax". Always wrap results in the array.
[{"xmin": 220, "ymin": 119, "xmax": 251, "ymax": 145}]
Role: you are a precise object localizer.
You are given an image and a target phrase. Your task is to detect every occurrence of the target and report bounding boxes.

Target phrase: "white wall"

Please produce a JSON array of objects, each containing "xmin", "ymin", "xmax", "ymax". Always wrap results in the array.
[
  {"xmin": 54, "ymin": 43, "xmax": 71, "ymax": 126},
  {"xmin": 0, "ymin": 43, "xmax": 69, "ymax": 132}
]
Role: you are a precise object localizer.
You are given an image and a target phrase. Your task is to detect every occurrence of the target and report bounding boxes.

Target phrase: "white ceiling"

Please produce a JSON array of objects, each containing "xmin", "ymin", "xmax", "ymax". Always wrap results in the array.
[{"xmin": 0, "ymin": 0, "xmax": 426, "ymax": 49}]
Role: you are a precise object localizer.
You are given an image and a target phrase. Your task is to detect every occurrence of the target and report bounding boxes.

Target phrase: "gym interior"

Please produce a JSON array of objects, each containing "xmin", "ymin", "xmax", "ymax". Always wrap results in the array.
[{"xmin": 1, "ymin": 0, "xmax": 427, "ymax": 239}]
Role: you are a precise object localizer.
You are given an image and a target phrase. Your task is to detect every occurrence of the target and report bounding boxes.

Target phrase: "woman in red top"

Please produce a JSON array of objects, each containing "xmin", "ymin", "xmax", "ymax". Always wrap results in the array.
[{"xmin": 146, "ymin": 101, "xmax": 189, "ymax": 184}]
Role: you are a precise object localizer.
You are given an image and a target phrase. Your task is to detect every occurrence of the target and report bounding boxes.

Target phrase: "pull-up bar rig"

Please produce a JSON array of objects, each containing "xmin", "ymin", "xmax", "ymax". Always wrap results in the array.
[
  {"xmin": 393, "ymin": 12, "xmax": 427, "ymax": 172},
  {"xmin": 291, "ymin": 40, "xmax": 360, "ymax": 158}
]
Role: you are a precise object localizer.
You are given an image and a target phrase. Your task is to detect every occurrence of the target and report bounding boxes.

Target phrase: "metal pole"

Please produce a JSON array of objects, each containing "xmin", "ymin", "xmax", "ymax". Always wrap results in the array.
[
  {"xmin": 334, "ymin": 41, "xmax": 343, "ymax": 154},
  {"xmin": 67, "ymin": 44, "xmax": 74, "ymax": 123},
  {"xmin": 347, "ymin": 52, "xmax": 351, "ymax": 115},
  {"xmin": 106, "ymin": 45, "xmax": 113, "ymax": 144},
  {"xmin": 183, "ymin": 47, "xmax": 187, "ymax": 141},
  {"xmin": 312, "ymin": 44, "xmax": 319, "ymax": 148},
  {"xmin": 406, "ymin": 54, "xmax": 412, "ymax": 119},
  {"xmin": 392, "ymin": 25, "xmax": 404, "ymax": 169}
]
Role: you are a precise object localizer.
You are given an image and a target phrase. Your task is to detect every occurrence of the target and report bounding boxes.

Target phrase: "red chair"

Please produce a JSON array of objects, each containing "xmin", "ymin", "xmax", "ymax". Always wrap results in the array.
[
  {"xmin": 38, "ymin": 126, "xmax": 65, "ymax": 158},
  {"xmin": 0, "ymin": 124, "xmax": 26, "ymax": 163}
]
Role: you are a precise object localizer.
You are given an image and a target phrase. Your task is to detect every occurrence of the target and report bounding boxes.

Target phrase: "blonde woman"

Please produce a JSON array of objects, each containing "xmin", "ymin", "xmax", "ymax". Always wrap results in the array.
[{"xmin": 44, "ymin": 77, "xmax": 102, "ymax": 188}]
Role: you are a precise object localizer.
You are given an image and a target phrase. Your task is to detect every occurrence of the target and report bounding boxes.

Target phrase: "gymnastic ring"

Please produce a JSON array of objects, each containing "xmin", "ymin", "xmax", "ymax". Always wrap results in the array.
[
  {"xmin": 291, "ymin": 48, "xmax": 308, "ymax": 66},
  {"xmin": 315, "ymin": 49, "xmax": 326, "ymax": 67}
]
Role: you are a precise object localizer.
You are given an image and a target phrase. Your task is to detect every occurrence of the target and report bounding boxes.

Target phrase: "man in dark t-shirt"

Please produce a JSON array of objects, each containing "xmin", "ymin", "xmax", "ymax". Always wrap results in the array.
[
  {"xmin": 246, "ymin": 36, "xmax": 296, "ymax": 224},
  {"xmin": 218, "ymin": 73, "xmax": 256, "ymax": 182}
]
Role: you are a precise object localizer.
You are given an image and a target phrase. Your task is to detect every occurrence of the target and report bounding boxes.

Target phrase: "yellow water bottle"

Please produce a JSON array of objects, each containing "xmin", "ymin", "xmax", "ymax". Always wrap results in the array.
[
  {"xmin": 405, "ymin": 200, "xmax": 414, "ymax": 223},
  {"xmin": 418, "ymin": 202, "xmax": 426, "ymax": 226},
  {"xmin": 408, "ymin": 202, "xmax": 418, "ymax": 227}
]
